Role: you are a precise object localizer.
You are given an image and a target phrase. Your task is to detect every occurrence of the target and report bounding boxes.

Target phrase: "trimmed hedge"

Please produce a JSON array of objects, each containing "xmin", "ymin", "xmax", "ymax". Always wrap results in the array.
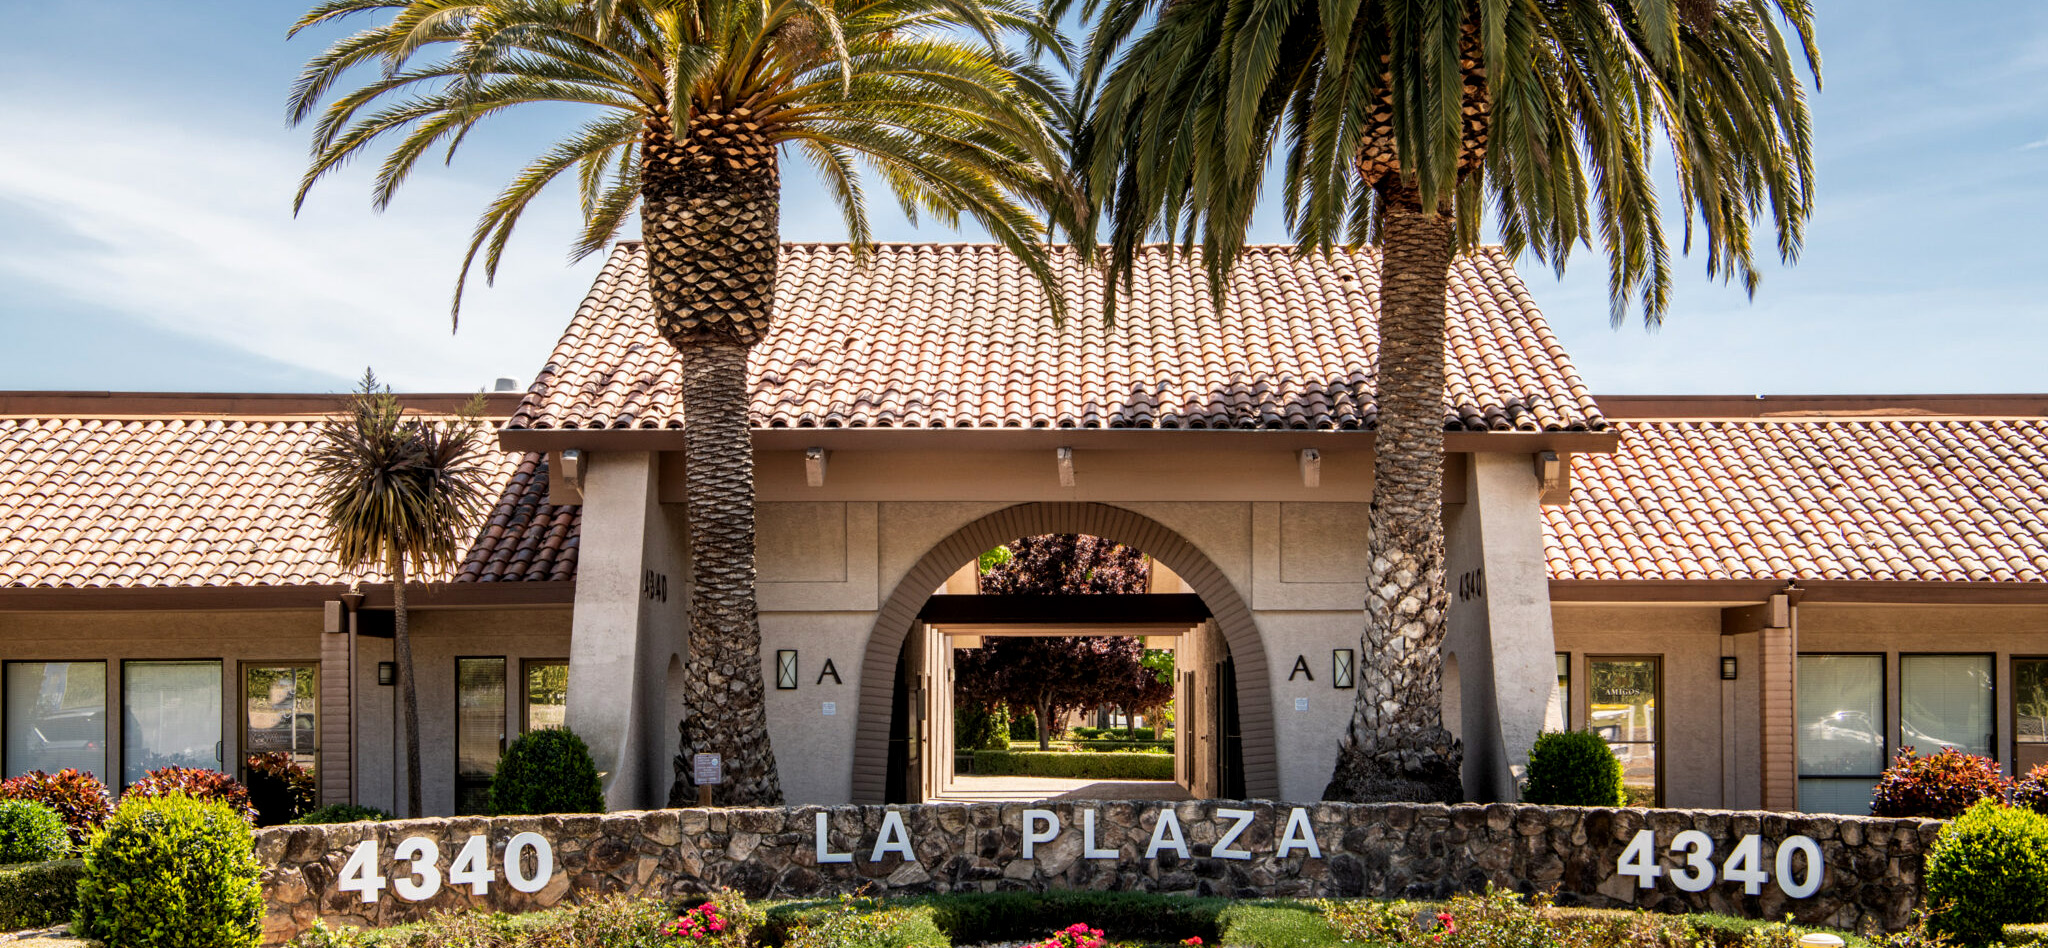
[
  {"xmin": 0, "ymin": 858, "xmax": 85, "ymax": 930},
  {"xmin": 0, "ymin": 799, "xmax": 72, "ymax": 864},
  {"xmin": 1070, "ymin": 740, "xmax": 1173, "ymax": 754},
  {"xmin": 970, "ymin": 750, "xmax": 1174, "ymax": 780},
  {"xmin": 1924, "ymin": 800, "xmax": 2048, "ymax": 943}
]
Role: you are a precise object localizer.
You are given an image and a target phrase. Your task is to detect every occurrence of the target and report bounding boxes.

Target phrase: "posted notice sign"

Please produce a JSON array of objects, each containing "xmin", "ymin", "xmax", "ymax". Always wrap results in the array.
[{"xmin": 693, "ymin": 753, "xmax": 723, "ymax": 786}]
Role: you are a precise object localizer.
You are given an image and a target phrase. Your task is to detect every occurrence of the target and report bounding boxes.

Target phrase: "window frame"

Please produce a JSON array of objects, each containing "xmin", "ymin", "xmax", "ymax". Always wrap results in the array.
[
  {"xmin": 1586, "ymin": 654, "xmax": 1662, "ymax": 806},
  {"xmin": 519, "ymin": 658, "xmax": 570, "ymax": 734},
  {"xmin": 2, "ymin": 659, "xmax": 112, "ymax": 782},
  {"xmin": 1899, "ymin": 651, "xmax": 1998, "ymax": 762},
  {"xmin": 236, "ymin": 661, "xmax": 318, "ymax": 782}
]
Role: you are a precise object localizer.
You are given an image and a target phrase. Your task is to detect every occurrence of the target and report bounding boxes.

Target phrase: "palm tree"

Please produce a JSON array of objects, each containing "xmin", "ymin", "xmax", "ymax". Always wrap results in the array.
[
  {"xmin": 290, "ymin": 0, "xmax": 1075, "ymax": 805},
  {"xmin": 1067, "ymin": 0, "xmax": 1817, "ymax": 801},
  {"xmin": 312, "ymin": 371, "xmax": 494, "ymax": 817}
]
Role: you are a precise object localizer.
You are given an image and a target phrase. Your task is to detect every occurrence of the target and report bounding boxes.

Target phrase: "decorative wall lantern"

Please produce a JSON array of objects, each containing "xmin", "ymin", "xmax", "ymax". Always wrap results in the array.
[
  {"xmin": 776, "ymin": 650, "xmax": 800, "ymax": 690},
  {"xmin": 1721, "ymin": 656, "xmax": 1738, "ymax": 681},
  {"xmin": 1332, "ymin": 649, "xmax": 1356, "ymax": 689}
]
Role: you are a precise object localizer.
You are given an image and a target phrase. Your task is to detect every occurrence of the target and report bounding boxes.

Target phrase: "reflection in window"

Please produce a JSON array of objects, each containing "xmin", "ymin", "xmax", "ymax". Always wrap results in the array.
[
  {"xmin": 2017, "ymin": 660, "xmax": 2048, "ymax": 775},
  {"xmin": 4, "ymin": 662, "xmax": 108, "ymax": 779},
  {"xmin": 524, "ymin": 662, "xmax": 568, "ymax": 732},
  {"xmin": 123, "ymin": 661, "xmax": 223, "ymax": 785},
  {"xmin": 1903, "ymin": 654, "xmax": 1994, "ymax": 759},
  {"xmin": 1797, "ymin": 654, "xmax": 1885, "ymax": 815},
  {"xmin": 244, "ymin": 665, "xmax": 316, "ymax": 772},
  {"xmin": 1589, "ymin": 658, "xmax": 1657, "ymax": 804},
  {"xmin": 456, "ymin": 658, "xmax": 506, "ymax": 815}
]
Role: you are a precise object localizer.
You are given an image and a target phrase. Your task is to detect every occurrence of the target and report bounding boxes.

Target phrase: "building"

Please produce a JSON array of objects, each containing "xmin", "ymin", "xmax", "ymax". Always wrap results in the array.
[{"xmin": 2, "ymin": 244, "xmax": 2043, "ymax": 816}]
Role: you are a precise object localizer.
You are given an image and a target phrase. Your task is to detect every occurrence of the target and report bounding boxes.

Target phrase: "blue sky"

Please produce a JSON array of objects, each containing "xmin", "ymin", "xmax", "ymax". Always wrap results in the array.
[{"xmin": 2, "ymin": 1, "xmax": 2044, "ymax": 395}]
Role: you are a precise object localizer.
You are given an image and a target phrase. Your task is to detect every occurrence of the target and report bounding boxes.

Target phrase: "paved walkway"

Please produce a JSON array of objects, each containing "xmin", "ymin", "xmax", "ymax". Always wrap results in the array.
[{"xmin": 932, "ymin": 775, "xmax": 1192, "ymax": 803}]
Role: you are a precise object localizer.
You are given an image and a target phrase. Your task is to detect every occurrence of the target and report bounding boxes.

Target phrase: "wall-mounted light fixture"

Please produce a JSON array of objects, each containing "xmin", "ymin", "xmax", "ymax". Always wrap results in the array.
[
  {"xmin": 1721, "ymin": 656, "xmax": 1738, "ymax": 681},
  {"xmin": 776, "ymin": 650, "xmax": 799, "ymax": 690},
  {"xmin": 377, "ymin": 662, "xmax": 397, "ymax": 686},
  {"xmin": 1332, "ymin": 648, "xmax": 1356, "ymax": 689}
]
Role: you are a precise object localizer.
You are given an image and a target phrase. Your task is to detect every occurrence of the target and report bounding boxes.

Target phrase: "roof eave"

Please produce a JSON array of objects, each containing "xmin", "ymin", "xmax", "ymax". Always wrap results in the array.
[
  {"xmin": 500, "ymin": 426, "xmax": 1621, "ymax": 454},
  {"xmin": 0, "ymin": 581, "xmax": 576, "ymax": 613},
  {"xmin": 1550, "ymin": 579, "xmax": 2048, "ymax": 605}
]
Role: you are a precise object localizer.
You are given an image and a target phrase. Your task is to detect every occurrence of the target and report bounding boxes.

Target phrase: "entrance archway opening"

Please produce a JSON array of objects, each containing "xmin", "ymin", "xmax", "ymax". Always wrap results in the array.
[{"xmin": 853, "ymin": 503, "xmax": 1278, "ymax": 804}]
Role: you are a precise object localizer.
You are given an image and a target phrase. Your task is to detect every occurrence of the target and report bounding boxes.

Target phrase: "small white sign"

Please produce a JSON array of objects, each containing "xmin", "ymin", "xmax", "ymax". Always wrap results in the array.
[
  {"xmin": 1294, "ymin": 697, "xmax": 1309, "ymax": 712},
  {"xmin": 692, "ymin": 753, "xmax": 723, "ymax": 785},
  {"xmin": 822, "ymin": 701, "xmax": 837, "ymax": 716}
]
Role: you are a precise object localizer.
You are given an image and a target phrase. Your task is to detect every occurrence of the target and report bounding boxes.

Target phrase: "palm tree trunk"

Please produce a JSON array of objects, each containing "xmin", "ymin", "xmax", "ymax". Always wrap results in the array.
[
  {"xmin": 1323, "ymin": 182, "xmax": 1464, "ymax": 803},
  {"xmin": 644, "ymin": 102, "xmax": 784, "ymax": 807},
  {"xmin": 391, "ymin": 555, "xmax": 423, "ymax": 817}
]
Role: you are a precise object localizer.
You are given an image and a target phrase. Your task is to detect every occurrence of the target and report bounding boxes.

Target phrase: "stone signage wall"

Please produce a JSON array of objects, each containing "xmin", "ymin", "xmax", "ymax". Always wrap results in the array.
[{"xmin": 256, "ymin": 801, "xmax": 1938, "ymax": 945}]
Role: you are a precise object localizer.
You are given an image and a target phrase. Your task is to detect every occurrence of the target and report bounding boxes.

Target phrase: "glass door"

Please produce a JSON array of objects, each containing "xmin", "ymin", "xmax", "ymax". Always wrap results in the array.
[
  {"xmin": 122, "ymin": 661, "xmax": 223, "ymax": 785},
  {"xmin": 1588, "ymin": 657, "xmax": 1659, "ymax": 805},
  {"xmin": 455, "ymin": 658, "xmax": 507, "ymax": 814},
  {"xmin": 242, "ymin": 665, "xmax": 317, "ymax": 772}
]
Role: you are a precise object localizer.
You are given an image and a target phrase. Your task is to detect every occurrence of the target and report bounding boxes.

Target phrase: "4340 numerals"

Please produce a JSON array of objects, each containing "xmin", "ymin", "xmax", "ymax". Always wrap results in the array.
[
  {"xmin": 337, "ymin": 833, "xmax": 556, "ymax": 903},
  {"xmin": 1617, "ymin": 830, "xmax": 1823, "ymax": 899}
]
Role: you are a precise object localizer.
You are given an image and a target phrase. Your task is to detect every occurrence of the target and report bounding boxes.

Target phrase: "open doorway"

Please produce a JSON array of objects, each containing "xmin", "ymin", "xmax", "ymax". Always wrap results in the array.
[{"xmin": 883, "ymin": 534, "xmax": 1245, "ymax": 804}]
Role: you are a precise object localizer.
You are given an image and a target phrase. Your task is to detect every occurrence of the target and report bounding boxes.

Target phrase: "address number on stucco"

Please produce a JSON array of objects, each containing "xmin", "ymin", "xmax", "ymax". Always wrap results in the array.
[
  {"xmin": 337, "ymin": 833, "xmax": 555, "ymax": 902},
  {"xmin": 1617, "ymin": 831, "xmax": 1822, "ymax": 899}
]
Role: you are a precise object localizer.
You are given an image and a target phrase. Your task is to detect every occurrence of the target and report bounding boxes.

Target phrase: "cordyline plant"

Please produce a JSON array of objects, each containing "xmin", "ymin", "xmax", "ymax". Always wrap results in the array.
[
  {"xmin": 310, "ymin": 370, "xmax": 493, "ymax": 817},
  {"xmin": 1065, "ymin": 0, "xmax": 1819, "ymax": 802},
  {"xmin": 289, "ymin": 0, "xmax": 1080, "ymax": 806}
]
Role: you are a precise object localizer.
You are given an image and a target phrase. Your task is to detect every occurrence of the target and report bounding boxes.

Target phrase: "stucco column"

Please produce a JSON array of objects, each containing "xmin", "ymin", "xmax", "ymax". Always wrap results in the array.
[
  {"xmin": 565, "ymin": 451, "xmax": 689, "ymax": 810},
  {"xmin": 1444, "ymin": 452, "xmax": 1559, "ymax": 802}
]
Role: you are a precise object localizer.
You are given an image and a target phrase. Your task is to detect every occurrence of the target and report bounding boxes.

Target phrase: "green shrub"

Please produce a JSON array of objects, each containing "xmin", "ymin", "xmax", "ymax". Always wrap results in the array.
[
  {"xmin": 74, "ymin": 792, "xmax": 264, "ymax": 948},
  {"xmin": 1070, "ymin": 739, "xmax": 1174, "ymax": 754},
  {"xmin": 1872, "ymin": 747, "xmax": 2010, "ymax": 819},
  {"xmin": 488, "ymin": 728, "xmax": 605, "ymax": 815},
  {"xmin": 1521, "ymin": 730, "xmax": 1624, "ymax": 806},
  {"xmin": 123, "ymin": 766, "xmax": 259, "ymax": 823},
  {"xmin": 956, "ymin": 705, "xmax": 1012, "ymax": 752},
  {"xmin": 0, "ymin": 858, "xmax": 85, "ymax": 930},
  {"xmin": 246, "ymin": 753, "xmax": 317, "ymax": 826},
  {"xmin": 782, "ymin": 899, "xmax": 948, "ymax": 948},
  {"xmin": 0, "ymin": 800, "xmax": 71, "ymax": 864},
  {"xmin": 1009, "ymin": 710, "xmax": 1038, "ymax": 742},
  {"xmin": 0, "ymin": 769, "xmax": 111, "ymax": 846},
  {"xmin": 970, "ymin": 750, "xmax": 1174, "ymax": 780},
  {"xmin": 1923, "ymin": 801, "xmax": 2048, "ymax": 944},
  {"xmin": 291, "ymin": 803, "xmax": 393, "ymax": 825}
]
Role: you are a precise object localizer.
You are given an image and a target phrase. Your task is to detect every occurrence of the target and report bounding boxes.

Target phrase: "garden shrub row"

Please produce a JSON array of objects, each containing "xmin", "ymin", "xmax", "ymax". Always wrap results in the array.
[
  {"xmin": 1069, "ymin": 739, "xmax": 1173, "ymax": 754},
  {"xmin": 0, "ymin": 858, "xmax": 85, "ymax": 930},
  {"xmin": 970, "ymin": 749, "xmax": 1174, "ymax": 780}
]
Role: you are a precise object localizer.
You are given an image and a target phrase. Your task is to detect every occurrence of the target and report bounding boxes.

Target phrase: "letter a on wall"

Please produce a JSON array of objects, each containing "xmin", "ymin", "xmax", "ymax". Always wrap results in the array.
[
  {"xmin": 817, "ymin": 658, "xmax": 843, "ymax": 685},
  {"xmin": 1289, "ymin": 655, "xmax": 1314, "ymax": 682}
]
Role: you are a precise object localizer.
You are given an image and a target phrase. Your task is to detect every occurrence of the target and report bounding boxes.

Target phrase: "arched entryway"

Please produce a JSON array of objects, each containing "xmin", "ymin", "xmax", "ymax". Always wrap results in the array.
[{"xmin": 851, "ymin": 502, "xmax": 1280, "ymax": 802}]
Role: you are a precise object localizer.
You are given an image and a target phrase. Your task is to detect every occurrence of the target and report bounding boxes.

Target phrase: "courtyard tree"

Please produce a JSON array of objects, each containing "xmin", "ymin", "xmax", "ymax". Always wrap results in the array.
[
  {"xmin": 980, "ymin": 534, "xmax": 1150, "ymax": 595},
  {"xmin": 1067, "ymin": 0, "xmax": 1818, "ymax": 801},
  {"xmin": 311, "ymin": 371, "xmax": 493, "ymax": 817},
  {"xmin": 290, "ymin": 0, "xmax": 1077, "ymax": 805},
  {"xmin": 956, "ymin": 635, "xmax": 1173, "ymax": 749}
]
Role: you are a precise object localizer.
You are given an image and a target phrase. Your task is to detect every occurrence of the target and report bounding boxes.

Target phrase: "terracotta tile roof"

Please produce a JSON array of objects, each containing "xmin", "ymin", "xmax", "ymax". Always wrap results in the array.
[
  {"xmin": 0, "ymin": 415, "xmax": 578, "ymax": 589},
  {"xmin": 1544, "ymin": 418, "xmax": 2048, "ymax": 583},
  {"xmin": 509, "ymin": 243, "xmax": 1606, "ymax": 433}
]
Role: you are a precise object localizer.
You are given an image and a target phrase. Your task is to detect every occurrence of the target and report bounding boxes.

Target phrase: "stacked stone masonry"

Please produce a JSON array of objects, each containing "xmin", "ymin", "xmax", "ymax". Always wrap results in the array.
[{"xmin": 256, "ymin": 801, "xmax": 1937, "ymax": 945}]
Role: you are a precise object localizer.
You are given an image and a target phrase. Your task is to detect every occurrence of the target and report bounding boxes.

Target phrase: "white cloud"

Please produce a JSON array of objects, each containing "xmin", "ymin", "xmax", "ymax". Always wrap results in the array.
[{"xmin": 0, "ymin": 98, "xmax": 605, "ymax": 392}]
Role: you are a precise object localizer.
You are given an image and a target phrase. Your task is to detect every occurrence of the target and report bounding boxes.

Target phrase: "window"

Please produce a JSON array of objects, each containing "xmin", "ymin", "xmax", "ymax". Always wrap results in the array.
[
  {"xmin": 242, "ymin": 665, "xmax": 316, "ymax": 773},
  {"xmin": 1545, "ymin": 654, "xmax": 1570, "ymax": 731},
  {"xmin": 1903, "ymin": 654, "xmax": 1994, "ymax": 759},
  {"xmin": 455, "ymin": 658, "xmax": 507, "ymax": 815},
  {"xmin": 2016, "ymin": 659, "xmax": 2048, "ymax": 775},
  {"xmin": 522, "ymin": 661, "xmax": 568, "ymax": 733},
  {"xmin": 1797, "ymin": 654, "xmax": 1885, "ymax": 815},
  {"xmin": 122, "ymin": 661, "xmax": 222, "ymax": 786},
  {"xmin": 1588, "ymin": 658, "xmax": 1658, "ymax": 804},
  {"xmin": 5, "ymin": 662, "xmax": 108, "ymax": 779}
]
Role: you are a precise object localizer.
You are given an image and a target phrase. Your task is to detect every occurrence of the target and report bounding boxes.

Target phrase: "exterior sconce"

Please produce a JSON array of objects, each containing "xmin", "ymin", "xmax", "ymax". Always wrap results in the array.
[
  {"xmin": 776, "ymin": 650, "xmax": 799, "ymax": 690},
  {"xmin": 377, "ymin": 662, "xmax": 397, "ymax": 686},
  {"xmin": 1721, "ymin": 656, "xmax": 1738, "ymax": 681},
  {"xmin": 1332, "ymin": 649, "xmax": 1356, "ymax": 689}
]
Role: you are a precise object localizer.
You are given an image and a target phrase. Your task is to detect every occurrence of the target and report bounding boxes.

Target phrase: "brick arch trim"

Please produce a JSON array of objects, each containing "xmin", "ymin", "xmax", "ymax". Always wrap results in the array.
[{"xmin": 850, "ymin": 502, "xmax": 1279, "ymax": 802}]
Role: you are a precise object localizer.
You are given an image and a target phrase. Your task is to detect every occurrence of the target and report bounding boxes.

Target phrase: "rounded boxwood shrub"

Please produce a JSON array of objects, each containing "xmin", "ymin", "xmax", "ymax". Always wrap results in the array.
[
  {"xmin": 0, "ymin": 769, "xmax": 111, "ymax": 846},
  {"xmin": 1924, "ymin": 800, "xmax": 2048, "ymax": 943},
  {"xmin": 122, "ymin": 766, "xmax": 259, "ymax": 823},
  {"xmin": 0, "ymin": 800, "xmax": 71, "ymax": 864},
  {"xmin": 489, "ymin": 727, "xmax": 604, "ymax": 815},
  {"xmin": 1870, "ymin": 746, "xmax": 2009, "ymax": 818},
  {"xmin": 1521, "ymin": 730, "xmax": 1624, "ymax": 806},
  {"xmin": 73, "ymin": 792, "xmax": 264, "ymax": 948},
  {"xmin": 290, "ymin": 803, "xmax": 391, "ymax": 825}
]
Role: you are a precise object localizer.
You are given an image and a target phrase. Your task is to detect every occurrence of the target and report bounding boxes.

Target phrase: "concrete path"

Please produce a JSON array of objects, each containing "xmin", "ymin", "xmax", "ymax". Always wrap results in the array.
[{"xmin": 933, "ymin": 775, "xmax": 1192, "ymax": 803}]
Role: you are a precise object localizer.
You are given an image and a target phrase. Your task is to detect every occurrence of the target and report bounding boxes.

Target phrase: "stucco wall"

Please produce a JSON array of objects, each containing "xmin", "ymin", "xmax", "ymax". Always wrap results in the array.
[{"xmin": 1550, "ymin": 605, "xmax": 1726, "ymax": 808}]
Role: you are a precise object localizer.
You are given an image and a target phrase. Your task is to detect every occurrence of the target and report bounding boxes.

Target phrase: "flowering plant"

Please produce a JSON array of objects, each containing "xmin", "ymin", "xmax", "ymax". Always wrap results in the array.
[
  {"xmin": 663, "ymin": 902, "xmax": 728, "ymax": 941},
  {"xmin": 1180, "ymin": 939, "xmax": 1204, "ymax": 946},
  {"xmin": 1433, "ymin": 912, "xmax": 1458, "ymax": 941},
  {"xmin": 1028, "ymin": 923, "xmax": 1110, "ymax": 948}
]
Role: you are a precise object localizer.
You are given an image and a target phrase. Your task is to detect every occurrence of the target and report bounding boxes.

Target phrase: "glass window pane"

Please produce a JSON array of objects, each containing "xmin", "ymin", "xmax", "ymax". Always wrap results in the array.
[
  {"xmin": 244, "ymin": 666, "xmax": 316, "ymax": 772},
  {"xmin": 1903, "ymin": 655, "xmax": 1994, "ymax": 759},
  {"xmin": 123, "ymin": 661, "xmax": 222, "ymax": 785},
  {"xmin": 1798, "ymin": 654, "xmax": 1886, "ymax": 776},
  {"xmin": 1590, "ymin": 660, "xmax": 1656, "ymax": 742},
  {"xmin": 1544, "ymin": 654, "xmax": 1569, "ymax": 731},
  {"xmin": 5, "ymin": 662, "xmax": 108, "ymax": 779},
  {"xmin": 2015, "ymin": 660, "xmax": 2048, "ymax": 744},
  {"xmin": 456, "ymin": 658, "xmax": 506, "ymax": 815},
  {"xmin": 1799, "ymin": 777, "xmax": 1879, "ymax": 816},
  {"xmin": 524, "ymin": 663, "xmax": 567, "ymax": 733}
]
